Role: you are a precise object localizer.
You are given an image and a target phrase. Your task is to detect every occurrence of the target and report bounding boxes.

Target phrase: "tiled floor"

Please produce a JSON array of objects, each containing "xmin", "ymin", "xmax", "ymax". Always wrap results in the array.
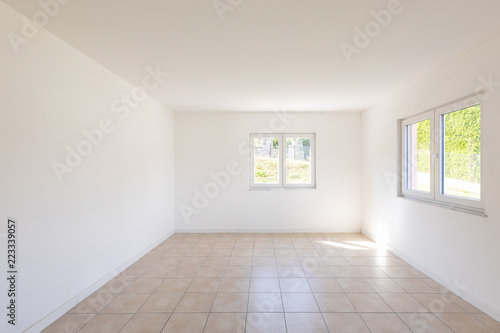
[{"xmin": 43, "ymin": 233, "xmax": 500, "ymax": 333}]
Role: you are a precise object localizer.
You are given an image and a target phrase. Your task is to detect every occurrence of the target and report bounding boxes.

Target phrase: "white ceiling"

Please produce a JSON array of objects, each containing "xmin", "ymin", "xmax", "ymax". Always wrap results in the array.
[{"xmin": 4, "ymin": 0, "xmax": 500, "ymax": 112}]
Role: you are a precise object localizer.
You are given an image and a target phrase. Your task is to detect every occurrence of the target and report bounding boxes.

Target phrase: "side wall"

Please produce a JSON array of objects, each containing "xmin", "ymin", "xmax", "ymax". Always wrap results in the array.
[
  {"xmin": 0, "ymin": 4, "xmax": 175, "ymax": 332},
  {"xmin": 175, "ymin": 112, "xmax": 362, "ymax": 232},
  {"xmin": 361, "ymin": 34, "xmax": 500, "ymax": 320}
]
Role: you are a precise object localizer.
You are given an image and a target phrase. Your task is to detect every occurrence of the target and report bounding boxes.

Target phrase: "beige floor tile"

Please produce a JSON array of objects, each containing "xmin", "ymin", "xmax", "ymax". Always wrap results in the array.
[
  {"xmin": 101, "ymin": 294, "xmax": 149, "ymax": 313},
  {"xmin": 323, "ymin": 313, "xmax": 370, "ymax": 333},
  {"xmin": 175, "ymin": 292, "xmax": 216, "ymax": 312},
  {"xmin": 422, "ymin": 278, "xmax": 450, "ymax": 293},
  {"xmin": 364, "ymin": 278, "xmax": 406, "ymax": 293},
  {"xmin": 177, "ymin": 256, "xmax": 206, "ymax": 267},
  {"xmin": 405, "ymin": 267, "xmax": 429, "ymax": 279},
  {"xmin": 120, "ymin": 313, "xmax": 170, "ymax": 333},
  {"xmin": 361, "ymin": 313, "xmax": 412, "ymax": 333},
  {"xmin": 345, "ymin": 257, "xmax": 376, "ymax": 266},
  {"xmin": 285, "ymin": 313, "xmax": 328, "ymax": 333},
  {"xmin": 48, "ymin": 233, "xmax": 499, "ymax": 333},
  {"xmin": 68, "ymin": 293, "xmax": 115, "ymax": 313},
  {"xmin": 224, "ymin": 265, "xmax": 252, "ymax": 277},
  {"xmin": 234, "ymin": 242, "xmax": 254, "ymax": 249},
  {"xmin": 248, "ymin": 292, "xmax": 283, "ymax": 312},
  {"xmin": 97, "ymin": 278, "xmax": 133, "ymax": 294},
  {"xmin": 337, "ymin": 278, "xmax": 375, "ymax": 292},
  {"xmin": 307, "ymin": 277, "xmax": 343, "ymax": 292},
  {"xmin": 153, "ymin": 256, "xmax": 183, "ymax": 266},
  {"xmin": 300, "ymin": 256, "xmax": 326, "ymax": 266},
  {"xmin": 380, "ymin": 266, "xmax": 416, "ymax": 278},
  {"xmin": 321, "ymin": 256, "xmax": 350, "ymax": 266},
  {"xmin": 412, "ymin": 293, "xmax": 467, "ymax": 313},
  {"xmin": 42, "ymin": 314, "xmax": 95, "ymax": 333},
  {"xmin": 449, "ymin": 296, "xmax": 483, "ymax": 313},
  {"xmin": 254, "ymin": 242, "xmax": 274, "ymax": 249},
  {"xmin": 276, "ymin": 256, "xmax": 301, "ymax": 265},
  {"xmin": 302, "ymin": 265, "xmax": 333, "ymax": 278},
  {"xmin": 79, "ymin": 314, "xmax": 132, "ymax": 333},
  {"xmin": 394, "ymin": 278, "xmax": 438, "ymax": 293},
  {"xmin": 212, "ymin": 292, "xmax": 249, "ymax": 312},
  {"xmin": 141, "ymin": 266, "xmax": 174, "ymax": 278},
  {"xmin": 232, "ymin": 248, "xmax": 254, "ymax": 256},
  {"xmin": 138, "ymin": 293, "xmax": 183, "ymax": 313},
  {"xmin": 279, "ymin": 277, "xmax": 311, "ymax": 292},
  {"xmin": 250, "ymin": 277, "xmax": 280, "ymax": 292},
  {"xmin": 246, "ymin": 313, "xmax": 286, "ymax": 333},
  {"xmin": 314, "ymin": 292, "xmax": 356, "ymax": 312},
  {"xmin": 473, "ymin": 314, "xmax": 500, "ymax": 332},
  {"xmin": 437, "ymin": 314, "xmax": 494, "ymax": 333},
  {"xmin": 120, "ymin": 266, "xmax": 149, "ymax": 278},
  {"xmin": 253, "ymin": 248, "xmax": 275, "ymax": 256},
  {"xmin": 398, "ymin": 313, "xmax": 454, "ymax": 333},
  {"xmin": 252, "ymin": 256, "xmax": 277, "ymax": 265},
  {"xmin": 328, "ymin": 266, "xmax": 361, "ymax": 277},
  {"xmin": 123, "ymin": 279, "xmax": 162, "ymax": 293},
  {"xmin": 196, "ymin": 266, "xmax": 226, "ymax": 277},
  {"xmin": 252, "ymin": 265, "xmax": 279, "ymax": 277},
  {"xmin": 354, "ymin": 266, "xmax": 388, "ymax": 278},
  {"xmin": 203, "ymin": 256, "xmax": 229, "ymax": 266},
  {"xmin": 275, "ymin": 248, "xmax": 297, "ymax": 256},
  {"xmin": 347, "ymin": 293, "xmax": 393, "ymax": 312},
  {"xmin": 186, "ymin": 277, "xmax": 221, "ymax": 292},
  {"xmin": 204, "ymin": 313, "xmax": 246, "ymax": 333},
  {"xmin": 168, "ymin": 266, "xmax": 199, "ymax": 278},
  {"xmin": 187, "ymin": 248, "xmax": 211, "ymax": 256},
  {"xmin": 156, "ymin": 278, "xmax": 192, "ymax": 293},
  {"xmin": 379, "ymin": 293, "xmax": 428, "ymax": 312},
  {"xmin": 228, "ymin": 256, "xmax": 253, "ymax": 265},
  {"xmin": 209, "ymin": 248, "xmax": 233, "ymax": 256},
  {"xmin": 132, "ymin": 256, "xmax": 160, "ymax": 267},
  {"xmin": 277, "ymin": 265, "xmax": 306, "ymax": 277},
  {"xmin": 219, "ymin": 277, "xmax": 250, "ymax": 292},
  {"xmin": 161, "ymin": 312, "xmax": 208, "ymax": 333},
  {"xmin": 282, "ymin": 293, "xmax": 320, "ymax": 312}
]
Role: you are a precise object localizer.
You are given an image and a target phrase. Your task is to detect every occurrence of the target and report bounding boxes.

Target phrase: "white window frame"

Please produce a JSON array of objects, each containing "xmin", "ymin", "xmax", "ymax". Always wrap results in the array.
[
  {"xmin": 401, "ymin": 110, "xmax": 435, "ymax": 200},
  {"xmin": 398, "ymin": 92, "xmax": 485, "ymax": 215},
  {"xmin": 250, "ymin": 133, "xmax": 316, "ymax": 189}
]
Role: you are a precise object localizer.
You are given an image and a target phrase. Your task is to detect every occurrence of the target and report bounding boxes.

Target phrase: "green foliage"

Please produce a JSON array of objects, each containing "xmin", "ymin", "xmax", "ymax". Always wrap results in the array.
[
  {"xmin": 443, "ymin": 105, "xmax": 481, "ymax": 154},
  {"xmin": 416, "ymin": 105, "xmax": 481, "ymax": 153},
  {"xmin": 254, "ymin": 157, "xmax": 311, "ymax": 184}
]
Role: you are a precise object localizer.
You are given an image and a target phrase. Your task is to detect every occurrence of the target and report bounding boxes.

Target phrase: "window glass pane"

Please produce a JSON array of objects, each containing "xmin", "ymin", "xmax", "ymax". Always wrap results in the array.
[
  {"xmin": 286, "ymin": 137, "xmax": 311, "ymax": 184},
  {"xmin": 406, "ymin": 119, "xmax": 430, "ymax": 192},
  {"xmin": 253, "ymin": 137, "xmax": 279, "ymax": 184},
  {"xmin": 442, "ymin": 105, "xmax": 481, "ymax": 199}
]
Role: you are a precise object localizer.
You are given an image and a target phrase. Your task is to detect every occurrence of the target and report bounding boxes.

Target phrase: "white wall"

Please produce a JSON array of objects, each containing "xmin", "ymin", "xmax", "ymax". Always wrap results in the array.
[
  {"xmin": 0, "ymin": 4, "xmax": 175, "ymax": 332},
  {"xmin": 175, "ymin": 112, "xmax": 362, "ymax": 232},
  {"xmin": 361, "ymin": 34, "xmax": 500, "ymax": 320}
]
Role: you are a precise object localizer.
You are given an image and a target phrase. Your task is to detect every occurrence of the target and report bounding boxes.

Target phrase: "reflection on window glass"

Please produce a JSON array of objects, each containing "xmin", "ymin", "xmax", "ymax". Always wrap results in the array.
[{"xmin": 286, "ymin": 137, "xmax": 311, "ymax": 184}]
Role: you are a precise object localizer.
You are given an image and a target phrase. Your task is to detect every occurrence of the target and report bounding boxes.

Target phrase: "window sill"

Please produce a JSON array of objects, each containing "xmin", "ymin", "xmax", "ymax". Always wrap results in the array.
[{"xmin": 397, "ymin": 195, "xmax": 486, "ymax": 217}]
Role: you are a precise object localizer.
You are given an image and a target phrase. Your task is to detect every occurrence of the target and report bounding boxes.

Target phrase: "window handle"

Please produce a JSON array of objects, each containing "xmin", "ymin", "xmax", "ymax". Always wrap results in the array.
[{"xmin": 432, "ymin": 154, "xmax": 438, "ymax": 165}]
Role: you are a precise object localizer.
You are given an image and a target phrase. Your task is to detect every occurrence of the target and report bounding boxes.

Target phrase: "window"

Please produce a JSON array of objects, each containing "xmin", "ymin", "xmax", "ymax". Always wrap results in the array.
[
  {"xmin": 250, "ymin": 133, "xmax": 316, "ymax": 188},
  {"xmin": 399, "ymin": 93, "xmax": 484, "ymax": 214}
]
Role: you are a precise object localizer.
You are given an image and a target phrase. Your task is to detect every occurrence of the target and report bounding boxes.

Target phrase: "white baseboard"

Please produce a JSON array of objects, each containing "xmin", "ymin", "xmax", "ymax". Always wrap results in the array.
[
  {"xmin": 25, "ymin": 229, "xmax": 175, "ymax": 333},
  {"xmin": 174, "ymin": 228, "xmax": 361, "ymax": 233},
  {"xmin": 362, "ymin": 229, "xmax": 500, "ymax": 323}
]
